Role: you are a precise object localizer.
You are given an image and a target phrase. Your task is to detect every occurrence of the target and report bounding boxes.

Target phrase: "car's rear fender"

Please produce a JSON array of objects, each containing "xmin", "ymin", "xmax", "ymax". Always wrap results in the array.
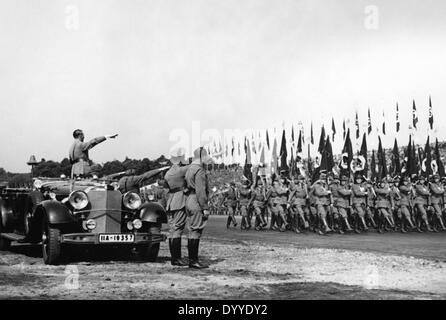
[{"xmin": 139, "ymin": 202, "xmax": 167, "ymax": 224}]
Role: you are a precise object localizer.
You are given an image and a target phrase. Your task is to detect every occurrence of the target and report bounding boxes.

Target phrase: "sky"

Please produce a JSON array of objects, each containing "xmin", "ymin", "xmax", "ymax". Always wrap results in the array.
[{"xmin": 1, "ymin": 0, "xmax": 446, "ymax": 172}]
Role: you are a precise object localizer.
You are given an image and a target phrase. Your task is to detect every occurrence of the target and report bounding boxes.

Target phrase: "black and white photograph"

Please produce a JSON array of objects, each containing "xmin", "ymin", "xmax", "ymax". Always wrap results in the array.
[{"xmin": 0, "ymin": 0, "xmax": 445, "ymax": 305}]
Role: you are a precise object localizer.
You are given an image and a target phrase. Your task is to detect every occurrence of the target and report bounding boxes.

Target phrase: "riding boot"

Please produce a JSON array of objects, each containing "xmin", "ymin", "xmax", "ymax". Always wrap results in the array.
[
  {"xmin": 171, "ymin": 238, "xmax": 188, "ymax": 266},
  {"xmin": 424, "ymin": 217, "xmax": 433, "ymax": 232},
  {"xmin": 226, "ymin": 216, "xmax": 231, "ymax": 229},
  {"xmin": 438, "ymin": 216, "xmax": 446, "ymax": 231},
  {"xmin": 344, "ymin": 217, "xmax": 353, "ymax": 232},
  {"xmin": 188, "ymin": 239, "xmax": 208, "ymax": 269},
  {"xmin": 322, "ymin": 217, "xmax": 331, "ymax": 233},
  {"xmin": 240, "ymin": 216, "xmax": 246, "ymax": 230},
  {"xmin": 361, "ymin": 217, "xmax": 368, "ymax": 231},
  {"xmin": 292, "ymin": 215, "xmax": 300, "ymax": 233}
]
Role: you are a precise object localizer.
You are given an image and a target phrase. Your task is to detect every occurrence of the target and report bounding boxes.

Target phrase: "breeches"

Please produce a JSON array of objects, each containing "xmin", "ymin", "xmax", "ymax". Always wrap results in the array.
[{"xmin": 353, "ymin": 204, "xmax": 365, "ymax": 218}]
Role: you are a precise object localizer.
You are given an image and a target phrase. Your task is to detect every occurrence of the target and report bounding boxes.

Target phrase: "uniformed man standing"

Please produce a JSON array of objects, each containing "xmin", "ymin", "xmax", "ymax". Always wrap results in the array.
[
  {"xmin": 162, "ymin": 148, "xmax": 190, "ymax": 266},
  {"xmin": 185, "ymin": 147, "xmax": 211, "ymax": 269},
  {"xmin": 68, "ymin": 129, "xmax": 118, "ymax": 178}
]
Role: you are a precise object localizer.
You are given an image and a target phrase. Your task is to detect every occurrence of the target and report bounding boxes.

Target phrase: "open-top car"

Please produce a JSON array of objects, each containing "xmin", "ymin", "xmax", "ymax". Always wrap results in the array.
[{"xmin": 0, "ymin": 176, "xmax": 167, "ymax": 265}]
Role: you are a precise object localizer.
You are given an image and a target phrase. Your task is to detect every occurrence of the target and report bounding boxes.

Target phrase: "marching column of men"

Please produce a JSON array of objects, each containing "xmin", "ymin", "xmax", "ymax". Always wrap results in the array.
[{"xmin": 216, "ymin": 170, "xmax": 446, "ymax": 235}]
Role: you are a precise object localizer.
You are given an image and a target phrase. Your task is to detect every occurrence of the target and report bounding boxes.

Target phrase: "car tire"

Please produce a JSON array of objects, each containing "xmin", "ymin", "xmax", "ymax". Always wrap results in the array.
[
  {"xmin": 42, "ymin": 219, "xmax": 62, "ymax": 265},
  {"xmin": 0, "ymin": 236, "xmax": 11, "ymax": 251},
  {"xmin": 137, "ymin": 242, "xmax": 160, "ymax": 262},
  {"xmin": 0, "ymin": 218, "xmax": 11, "ymax": 251}
]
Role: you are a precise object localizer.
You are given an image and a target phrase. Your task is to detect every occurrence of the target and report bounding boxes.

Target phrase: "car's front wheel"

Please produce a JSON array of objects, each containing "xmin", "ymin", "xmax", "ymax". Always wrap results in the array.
[
  {"xmin": 0, "ymin": 219, "xmax": 11, "ymax": 251},
  {"xmin": 42, "ymin": 219, "xmax": 62, "ymax": 265},
  {"xmin": 137, "ymin": 222, "xmax": 161, "ymax": 262},
  {"xmin": 137, "ymin": 242, "xmax": 160, "ymax": 262}
]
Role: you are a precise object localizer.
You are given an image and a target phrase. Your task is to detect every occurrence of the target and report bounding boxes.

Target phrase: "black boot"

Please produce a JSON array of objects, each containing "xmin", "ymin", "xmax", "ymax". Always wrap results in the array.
[
  {"xmin": 226, "ymin": 216, "xmax": 231, "ymax": 229},
  {"xmin": 171, "ymin": 238, "xmax": 188, "ymax": 266},
  {"xmin": 188, "ymin": 239, "xmax": 208, "ymax": 269}
]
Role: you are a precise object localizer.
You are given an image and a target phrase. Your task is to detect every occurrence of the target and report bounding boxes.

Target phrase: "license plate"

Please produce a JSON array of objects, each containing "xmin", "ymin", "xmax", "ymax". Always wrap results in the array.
[{"xmin": 99, "ymin": 234, "xmax": 135, "ymax": 243}]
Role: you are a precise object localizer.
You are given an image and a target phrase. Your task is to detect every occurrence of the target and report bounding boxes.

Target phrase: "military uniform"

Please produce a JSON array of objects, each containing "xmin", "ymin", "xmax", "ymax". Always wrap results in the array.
[
  {"xmin": 249, "ymin": 185, "xmax": 268, "ymax": 230},
  {"xmin": 414, "ymin": 180, "xmax": 433, "ymax": 231},
  {"xmin": 163, "ymin": 163, "xmax": 189, "ymax": 266},
  {"xmin": 239, "ymin": 183, "xmax": 252, "ymax": 229},
  {"xmin": 375, "ymin": 183, "xmax": 394, "ymax": 232},
  {"xmin": 184, "ymin": 147, "xmax": 211, "ymax": 269},
  {"xmin": 288, "ymin": 178, "xmax": 309, "ymax": 232},
  {"xmin": 429, "ymin": 178, "xmax": 446, "ymax": 230},
  {"xmin": 118, "ymin": 168, "xmax": 168, "ymax": 193},
  {"xmin": 351, "ymin": 178, "xmax": 369, "ymax": 232},
  {"xmin": 69, "ymin": 136, "xmax": 106, "ymax": 177},
  {"xmin": 266, "ymin": 183, "xmax": 288, "ymax": 231},
  {"xmin": 224, "ymin": 186, "xmax": 238, "ymax": 228},
  {"xmin": 332, "ymin": 177, "xmax": 353, "ymax": 232},
  {"xmin": 398, "ymin": 179, "xmax": 416, "ymax": 231},
  {"xmin": 312, "ymin": 177, "xmax": 331, "ymax": 234}
]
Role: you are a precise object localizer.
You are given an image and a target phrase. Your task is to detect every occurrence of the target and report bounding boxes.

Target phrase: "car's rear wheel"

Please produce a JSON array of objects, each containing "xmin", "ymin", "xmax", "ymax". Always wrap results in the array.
[{"xmin": 42, "ymin": 219, "xmax": 62, "ymax": 265}]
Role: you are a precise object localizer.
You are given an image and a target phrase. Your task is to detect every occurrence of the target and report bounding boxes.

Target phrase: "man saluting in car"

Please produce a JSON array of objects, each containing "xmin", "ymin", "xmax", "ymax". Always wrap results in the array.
[{"xmin": 68, "ymin": 129, "xmax": 118, "ymax": 178}]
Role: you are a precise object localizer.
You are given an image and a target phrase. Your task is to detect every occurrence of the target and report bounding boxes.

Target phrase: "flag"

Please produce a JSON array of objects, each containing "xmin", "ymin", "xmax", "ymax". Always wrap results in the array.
[
  {"xmin": 289, "ymin": 152, "xmax": 296, "ymax": 177},
  {"xmin": 368, "ymin": 108, "xmax": 372, "ymax": 135},
  {"xmin": 429, "ymin": 95, "xmax": 434, "ymax": 130},
  {"xmin": 243, "ymin": 137, "xmax": 252, "ymax": 182},
  {"xmin": 320, "ymin": 137, "xmax": 334, "ymax": 173},
  {"xmin": 251, "ymin": 133, "xmax": 257, "ymax": 155},
  {"xmin": 310, "ymin": 123, "xmax": 314, "ymax": 145},
  {"xmin": 359, "ymin": 133, "xmax": 368, "ymax": 176},
  {"xmin": 435, "ymin": 138, "xmax": 445, "ymax": 177},
  {"xmin": 355, "ymin": 112, "xmax": 360, "ymax": 140},
  {"xmin": 340, "ymin": 128, "xmax": 353, "ymax": 177},
  {"xmin": 297, "ymin": 130, "xmax": 303, "ymax": 153},
  {"xmin": 231, "ymin": 137, "xmax": 235, "ymax": 157},
  {"xmin": 318, "ymin": 125, "xmax": 326, "ymax": 154},
  {"xmin": 370, "ymin": 150, "xmax": 378, "ymax": 181},
  {"xmin": 279, "ymin": 129, "xmax": 289, "ymax": 174},
  {"xmin": 266, "ymin": 130, "xmax": 270, "ymax": 150},
  {"xmin": 412, "ymin": 100, "xmax": 418, "ymax": 129},
  {"xmin": 307, "ymin": 144, "xmax": 313, "ymax": 176},
  {"xmin": 343, "ymin": 120, "xmax": 346, "ymax": 140},
  {"xmin": 259, "ymin": 145, "xmax": 266, "ymax": 167},
  {"xmin": 377, "ymin": 136, "xmax": 387, "ymax": 179},
  {"xmin": 396, "ymin": 103, "xmax": 400, "ymax": 133},
  {"xmin": 382, "ymin": 111, "xmax": 386, "ymax": 135},
  {"xmin": 412, "ymin": 139, "xmax": 418, "ymax": 175},
  {"xmin": 271, "ymin": 138, "xmax": 278, "ymax": 175},
  {"xmin": 291, "ymin": 126, "xmax": 295, "ymax": 145},
  {"xmin": 331, "ymin": 118, "xmax": 336, "ymax": 141},
  {"xmin": 423, "ymin": 136, "xmax": 432, "ymax": 177},
  {"xmin": 390, "ymin": 138, "xmax": 401, "ymax": 176}
]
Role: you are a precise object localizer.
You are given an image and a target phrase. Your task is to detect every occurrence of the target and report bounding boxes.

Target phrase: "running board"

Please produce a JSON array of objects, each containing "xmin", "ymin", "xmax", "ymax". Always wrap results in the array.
[{"xmin": 1, "ymin": 233, "xmax": 26, "ymax": 242}]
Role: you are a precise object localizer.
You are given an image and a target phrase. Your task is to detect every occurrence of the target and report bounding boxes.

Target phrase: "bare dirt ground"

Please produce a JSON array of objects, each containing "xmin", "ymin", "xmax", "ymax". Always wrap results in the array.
[{"xmin": 1, "ymin": 216, "xmax": 445, "ymax": 300}]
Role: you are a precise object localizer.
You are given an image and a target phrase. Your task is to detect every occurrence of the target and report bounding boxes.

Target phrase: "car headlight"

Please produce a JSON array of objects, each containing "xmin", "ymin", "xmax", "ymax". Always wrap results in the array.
[
  {"xmin": 68, "ymin": 190, "xmax": 89, "ymax": 210},
  {"xmin": 123, "ymin": 192, "xmax": 142, "ymax": 210}
]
